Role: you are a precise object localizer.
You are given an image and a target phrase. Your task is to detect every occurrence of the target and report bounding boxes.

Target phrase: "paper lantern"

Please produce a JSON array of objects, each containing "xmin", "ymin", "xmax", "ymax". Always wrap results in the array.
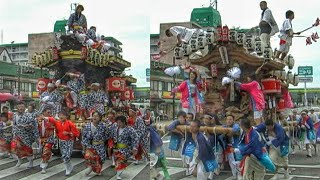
[
  {"xmin": 121, "ymin": 88, "xmax": 131, "ymax": 100},
  {"xmin": 174, "ymin": 46, "xmax": 184, "ymax": 59},
  {"xmin": 228, "ymin": 30, "xmax": 237, "ymax": 42},
  {"xmin": 106, "ymin": 78, "xmax": 126, "ymax": 91},
  {"xmin": 222, "ymin": 26, "xmax": 229, "ymax": 42},
  {"xmin": 216, "ymin": 26, "xmax": 223, "ymax": 42},
  {"xmin": 37, "ymin": 78, "xmax": 50, "ymax": 91},
  {"xmin": 236, "ymin": 33, "xmax": 245, "ymax": 45}
]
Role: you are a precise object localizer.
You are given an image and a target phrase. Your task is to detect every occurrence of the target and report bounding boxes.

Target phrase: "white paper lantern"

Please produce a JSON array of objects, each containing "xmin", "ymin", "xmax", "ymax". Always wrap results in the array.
[
  {"xmin": 228, "ymin": 30, "xmax": 237, "ymax": 42},
  {"xmin": 236, "ymin": 33, "xmax": 245, "ymax": 45}
]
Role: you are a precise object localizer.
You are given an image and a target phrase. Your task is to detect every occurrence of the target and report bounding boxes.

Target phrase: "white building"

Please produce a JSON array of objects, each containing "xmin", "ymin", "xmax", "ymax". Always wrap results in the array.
[
  {"xmin": 0, "ymin": 43, "xmax": 28, "ymax": 65},
  {"xmin": 0, "ymin": 47, "xmax": 13, "ymax": 63}
]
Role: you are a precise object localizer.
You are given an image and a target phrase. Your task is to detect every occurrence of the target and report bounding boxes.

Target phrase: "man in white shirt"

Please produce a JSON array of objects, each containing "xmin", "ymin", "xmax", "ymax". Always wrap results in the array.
[
  {"xmin": 274, "ymin": 10, "xmax": 300, "ymax": 61},
  {"xmin": 165, "ymin": 26, "xmax": 198, "ymax": 46},
  {"xmin": 257, "ymin": 1, "xmax": 279, "ymax": 52}
]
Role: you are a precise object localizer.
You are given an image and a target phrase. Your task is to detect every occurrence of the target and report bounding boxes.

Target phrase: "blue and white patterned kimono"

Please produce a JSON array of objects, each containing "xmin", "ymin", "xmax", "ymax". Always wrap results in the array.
[
  {"xmin": 82, "ymin": 122, "xmax": 108, "ymax": 162},
  {"xmin": 86, "ymin": 90, "xmax": 108, "ymax": 115},
  {"xmin": 67, "ymin": 74, "xmax": 85, "ymax": 94},
  {"xmin": 39, "ymin": 90, "xmax": 63, "ymax": 115},
  {"xmin": 67, "ymin": 13, "xmax": 87, "ymax": 31},
  {"xmin": 109, "ymin": 125, "xmax": 139, "ymax": 158},
  {"xmin": 134, "ymin": 117, "xmax": 148, "ymax": 152},
  {"xmin": 67, "ymin": 74, "xmax": 86, "ymax": 108},
  {"xmin": 13, "ymin": 112, "xmax": 39, "ymax": 148}
]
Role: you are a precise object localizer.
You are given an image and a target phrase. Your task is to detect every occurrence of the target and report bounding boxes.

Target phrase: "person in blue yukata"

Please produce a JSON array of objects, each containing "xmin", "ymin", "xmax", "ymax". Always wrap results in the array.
[
  {"xmin": 167, "ymin": 111, "xmax": 189, "ymax": 170},
  {"xmin": 201, "ymin": 114, "xmax": 224, "ymax": 179},
  {"xmin": 256, "ymin": 118, "xmax": 290, "ymax": 179},
  {"xmin": 299, "ymin": 111, "xmax": 317, "ymax": 157},
  {"xmin": 182, "ymin": 120, "xmax": 218, "ymax": 179},
  {"xmin": 234, "ymin": 118, "xmax": 275, "ymax": 180},
  {"xmin": 222, "ymin": 115, "xmax": 241, "ymax": 178}
]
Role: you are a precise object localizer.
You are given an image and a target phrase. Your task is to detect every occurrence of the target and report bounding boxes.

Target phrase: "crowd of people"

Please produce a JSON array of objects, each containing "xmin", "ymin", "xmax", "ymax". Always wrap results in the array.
[
  {"xmin": 163, "ymin": 108, "xmax": 320, "ymax": 180},
  {"xmin": 0, "ymin": 103, "xmax": 150, "ymax": 180}
]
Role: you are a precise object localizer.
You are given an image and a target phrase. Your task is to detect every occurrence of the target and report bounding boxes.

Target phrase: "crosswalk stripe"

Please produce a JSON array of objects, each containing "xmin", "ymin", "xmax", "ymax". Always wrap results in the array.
[
  {"xmin": 20, "ymin": 158, "xmax": 84, "ymax": 180},
  {"xmin": 0, "ymin": 156, "xmax": 59, "ymax": 178},
  {"xmin": 0, "ymin": 157, "xmax": 16, "ymax": 166},
  {"xmin": 109, "ymin": 162, "xmax": 149, "ymax": 180},
  {"xmin": 65, "ymin": 161, "xmax": 112, "ymax": 180}
]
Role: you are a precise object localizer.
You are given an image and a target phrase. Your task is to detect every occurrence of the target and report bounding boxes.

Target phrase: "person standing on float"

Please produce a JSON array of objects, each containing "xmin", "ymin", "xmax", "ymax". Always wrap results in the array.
[
  {"xmin": 235, "ymin": 74, "xmax": 265, "ymax": 125},
  {"xmin": 171, "ymin": 71, "xmax": 204, "ymax": 118}
]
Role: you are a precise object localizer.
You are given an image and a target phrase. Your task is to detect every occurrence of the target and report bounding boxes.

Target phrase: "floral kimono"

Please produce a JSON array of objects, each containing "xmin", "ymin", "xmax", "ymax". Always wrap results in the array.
[
  {"xmin": 39, "ymin": 90, "xmax": 63, "ymax": 115},
  {"xmin": 82, "ymin": 122, "xmax": 108, "ymax": 173},
  {"xmin": 0, "ymin": 120, "xmax": 13, "ymax": 154},
  {"xmin": 11, "ymin": 112, "xmax": 39, "ymax": 158},
  {"xmin": 38, "ymin": 117, "xmax": 56, "ymax": 169},
  {"xmin": 174, "ymin": 80, "xmax": 204, "ymax": 116},
  {"xmin": 86, "ymin": 90, "xmax": 108, "ymax": 115},
  {"xmin": 133, "ymin": 117, "xmax": 148, "ymax": 161},
  {"xmin": 109, "ymin": 125, "xmax": 139, "ymax": 171}
]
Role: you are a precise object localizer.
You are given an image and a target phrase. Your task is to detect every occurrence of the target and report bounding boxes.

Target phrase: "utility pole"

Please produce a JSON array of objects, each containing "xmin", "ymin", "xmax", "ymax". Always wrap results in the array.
[
  {"xmin": 17, "ymin": 63, "xmax": 21, "ymax": 97},
  {"xmin": 304, "ymin": 74, "xmax": 308, "ymax": 106},
  {"xmin": 172, "ymin": 57, "xmax": 176, "ymax": 120}
]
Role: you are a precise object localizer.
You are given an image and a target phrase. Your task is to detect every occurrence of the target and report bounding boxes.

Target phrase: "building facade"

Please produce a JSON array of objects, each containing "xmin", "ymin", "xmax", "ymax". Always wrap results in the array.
[{"xmin": 0, "ymin": 43, "xmax": 28, "ymax": 65}]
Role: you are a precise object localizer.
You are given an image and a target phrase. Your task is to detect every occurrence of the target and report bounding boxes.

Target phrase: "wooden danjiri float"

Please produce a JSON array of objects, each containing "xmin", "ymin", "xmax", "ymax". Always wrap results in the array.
[
  {"xmin": 30, "ymin": 28, "xmax": 136, "ymax": 151},
  {"xmin": 157, "ymin": 25, "xmax": 299, "ymax": 135}
]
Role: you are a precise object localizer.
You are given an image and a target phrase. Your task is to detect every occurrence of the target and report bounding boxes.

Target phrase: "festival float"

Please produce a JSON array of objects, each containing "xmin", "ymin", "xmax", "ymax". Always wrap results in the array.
[
  {"xmin": 30, "ymin": 20, "xmax": 136, "ymax": 151},
  {"xmin": 153, "ymin": 5, "xmax": 320, "ymax": 135}
]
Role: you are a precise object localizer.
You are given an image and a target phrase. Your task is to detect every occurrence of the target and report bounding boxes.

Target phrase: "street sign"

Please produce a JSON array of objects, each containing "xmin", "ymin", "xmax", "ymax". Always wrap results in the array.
[
  {"xmin": 298, "ymin": 66, "xmax": 313, "ymax": 75},
  {"xmin": 299, "ymin": 77, "xmax": 313, "ymax": 83},
  {"xmin": 146, "ymin": 68, "xmax": 150, "ymax": 77}
]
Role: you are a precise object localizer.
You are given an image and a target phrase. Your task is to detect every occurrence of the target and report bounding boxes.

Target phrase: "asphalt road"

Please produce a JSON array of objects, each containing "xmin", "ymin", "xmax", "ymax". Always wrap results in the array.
[
  {"xmin": 0, "ymin": 152, "xmax": 150, "ymax": 180},
  {"xmin": 158, "ymin": 136, "xmax": 320, "ymax": 180}
]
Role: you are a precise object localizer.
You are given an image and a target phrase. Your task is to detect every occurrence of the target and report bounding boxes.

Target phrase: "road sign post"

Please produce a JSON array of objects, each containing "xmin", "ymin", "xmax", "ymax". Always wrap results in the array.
[
  {"xmin": 298, "ymin": 66, "xmax": 313, "ymax": 106},
  {"xmin": 146, "ymin": 68, "xmax": 150, "ymax": 82}
]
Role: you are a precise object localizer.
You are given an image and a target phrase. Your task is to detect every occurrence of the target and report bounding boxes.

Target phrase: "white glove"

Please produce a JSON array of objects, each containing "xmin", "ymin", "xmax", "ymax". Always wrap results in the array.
[
  {"xmin": 266, "ymin": 141, "xmax": 272, "ymax": 146},
  {"xmin": 234, "ymin": 148, "xmax": 240, "ymax": 154}
]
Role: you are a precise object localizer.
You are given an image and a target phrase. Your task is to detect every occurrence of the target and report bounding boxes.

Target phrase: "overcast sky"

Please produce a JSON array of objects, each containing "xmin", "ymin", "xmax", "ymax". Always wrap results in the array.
[
  {"xmin": 150, "ymin": 0, "xmax": 320, "ymax": 89},
  {"xmin": 0, "ymin": 0, "xmax": 150, "ymax": 87}
]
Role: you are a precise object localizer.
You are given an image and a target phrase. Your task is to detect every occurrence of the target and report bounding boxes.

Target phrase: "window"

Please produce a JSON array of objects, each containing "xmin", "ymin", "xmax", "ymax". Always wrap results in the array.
[
  {"xmin": 2, "ymin": 56, "xmax": 6, "ymax": 61},
  {"xmin": 167, "ymin": 82, "xmax": 172, "ymax": 91},
  {"xmin": 158, "ymin": 81, "xmax": 162, "ymax": 91},
  {"xmin": 12, "ymin": 47, "xmax": 16, "ymax": 52},
  {"xmin": 12, "ymin": 55, "xmax": 16, "ymax": 59},
  {"xmin": 150, "ymin": 81, "xmax": 154, "ymax": 90}
]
